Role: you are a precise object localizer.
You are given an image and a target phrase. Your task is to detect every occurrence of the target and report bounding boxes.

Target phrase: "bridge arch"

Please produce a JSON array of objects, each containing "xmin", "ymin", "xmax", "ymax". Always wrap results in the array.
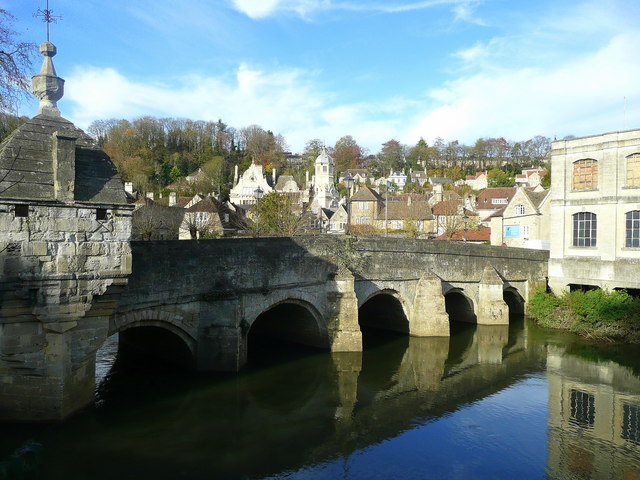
[
  {"xmin": 358, "ymin": 289, "xmax": 410, "ymax": 334},
  {"xmin": 108, "ymin": 310, "xmax": 197, "ymax": 370},
  {"xmin": 443, "ymin": 288, "xmax": 477, "ymax": 324},
  {"xmin": 503, "ymin": 287, "xmax": 526, "ymax": 321},
  {"xmin": 247, "ymin": 298, "xmax": 330, "ymax": 356}
]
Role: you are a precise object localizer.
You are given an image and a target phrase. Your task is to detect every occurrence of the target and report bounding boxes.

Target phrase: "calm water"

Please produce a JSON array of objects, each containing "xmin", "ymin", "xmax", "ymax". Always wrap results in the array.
[{"xmin": 2, "ymin": 320, "xmax": 640, "ymax": 480}]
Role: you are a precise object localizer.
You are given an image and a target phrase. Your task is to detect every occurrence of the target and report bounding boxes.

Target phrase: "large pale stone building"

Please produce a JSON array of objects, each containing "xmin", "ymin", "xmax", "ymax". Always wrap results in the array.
[
  {"xmin": 548, "ymin": 129, "xmax": 640, "ymax": 293},
  {"xmin": 229, "ymin": 162, "xmax": 273, "ymax": 205},
  {"xmin": 0, "ymin": 42, "xmax": 133, "ymax": 420}
]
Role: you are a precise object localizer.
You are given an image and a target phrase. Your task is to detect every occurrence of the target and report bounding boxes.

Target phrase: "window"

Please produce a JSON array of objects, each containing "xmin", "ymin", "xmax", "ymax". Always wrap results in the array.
[
  {"xmin": 573, "ymin": 159, "xmax": 598, "ymax": 190},
  {"xmin": 514, "ymin": 204, "xmax": 525, "ymax": 215},
  {"xmin": 522, "ymin": 225, "xmax": 530, "ymax": 237},
  {"xmin": 573, "ymin": 212, "xmax": 597, "ymax": 247},
  {"xmin": 622, "ymin": 403, "xmax": 640, "ymax": 444},
  {"xmin": 628, "ymin": 154, "xmax": 640, "ymax": 187},
  {"xmin": 626, "ymin": 210, "xmax": 640, "ymax": 248},
  {"xmin": 570, "ymin": 389, "xmax": 595, "ymax": 428},
  {"xmin": 96, "ymin": 208, "xmax": 108, "ymax": 221},
  {"xmin": 492, "ymin": 198, "xmax": 508, "ymax": 205},
  {"xmin": 196, "ymin": 212, "xmax": 208, "ymax": 222},
  {"xmin": 14, "ymin": 204, "xmax": 28, "ymax": 217}
]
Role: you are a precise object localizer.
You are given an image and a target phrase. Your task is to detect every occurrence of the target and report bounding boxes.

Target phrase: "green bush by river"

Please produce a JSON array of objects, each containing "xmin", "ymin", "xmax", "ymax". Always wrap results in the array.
[{"xmin": 527, "ymin": 289, "xmax": 640, "ymax": 343}]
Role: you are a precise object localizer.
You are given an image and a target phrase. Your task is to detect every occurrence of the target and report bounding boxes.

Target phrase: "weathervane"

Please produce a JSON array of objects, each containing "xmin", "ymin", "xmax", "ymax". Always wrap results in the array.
[{"xmin": 34, "ymin": 0, "xmax": 63, "ymax": 42}]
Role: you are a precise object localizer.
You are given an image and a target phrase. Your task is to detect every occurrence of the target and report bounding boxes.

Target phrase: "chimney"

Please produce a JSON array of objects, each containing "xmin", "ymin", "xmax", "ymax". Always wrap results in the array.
[
  {"xmin": 169, "ymin": 192, "xmax": 177, "ymax": 206},
  {"xmin": 124, "ymin": 182, "xmax": 133, "ymax": 194},
  {"xmin": 52, "ymin": 132, "xmax": 76, "ymax": 202},
  {"xmin": 234, "ymin": 165, "xmax": 239, "ymax": 185}
]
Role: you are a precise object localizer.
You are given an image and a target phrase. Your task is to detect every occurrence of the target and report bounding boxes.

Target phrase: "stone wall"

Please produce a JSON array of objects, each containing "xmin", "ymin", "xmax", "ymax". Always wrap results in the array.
[{"xmin": 0, "ymin": 202, "xmax": 132, "ymax": 421}]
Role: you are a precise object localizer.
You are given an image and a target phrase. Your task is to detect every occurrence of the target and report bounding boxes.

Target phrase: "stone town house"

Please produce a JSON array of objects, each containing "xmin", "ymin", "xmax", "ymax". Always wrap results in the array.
[
  {"xmin": 489, "ymin": 187, "xmax": 550, "ymax": 248},
  {"xmin": 350, "ymin": 186, "xmax": 384, "ymax": 227},
  {"xmin": 548, "ymin": 129, "xmax": 640, "ymax": 293}
]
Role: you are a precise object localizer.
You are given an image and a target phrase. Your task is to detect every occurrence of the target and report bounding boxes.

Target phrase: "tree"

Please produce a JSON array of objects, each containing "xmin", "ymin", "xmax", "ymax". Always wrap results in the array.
[
  {"xmin": 169, "ymin": 165, "xmax": 182, "ymax": 182},
  {"xmin": 132, "ymin": 203, "xmax": 183, "ymax": 240},
  {"xmin": 253, "ymin": 192, "xmax": 305, "ymax": 236},
  {"xmin": 0, "ymin": 10, "xmax": 36, "ymax": 114},
  {"xmin": 541, "ymin": 170, "xmax": 551, "ymax": 187},
  {"xmin": 378, "ymin": 139, "xmax": 407, "ymax": 173},
  {"xmin": 406, "ymin": 138, "xmax": 432, "ymax": 170},
  {"xmin": 487, "ymin": 168, "xmax": 515, "ymax": 187},
  {"xmin": 333, "ymin": 135, "xmax": 363, "ymax": 173}
]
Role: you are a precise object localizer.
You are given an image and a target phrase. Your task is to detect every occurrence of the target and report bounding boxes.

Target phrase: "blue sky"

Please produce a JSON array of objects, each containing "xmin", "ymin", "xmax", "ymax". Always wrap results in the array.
[{"xmin": 5, "ymin": 0, "xmax": 640, "ymax": 153}]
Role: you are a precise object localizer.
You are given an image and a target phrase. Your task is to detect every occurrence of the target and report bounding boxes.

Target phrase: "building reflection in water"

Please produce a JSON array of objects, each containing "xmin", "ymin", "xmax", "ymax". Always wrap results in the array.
[{"xmin": 546, "ymin": 345, "xmax": 640, "ymax": 479}]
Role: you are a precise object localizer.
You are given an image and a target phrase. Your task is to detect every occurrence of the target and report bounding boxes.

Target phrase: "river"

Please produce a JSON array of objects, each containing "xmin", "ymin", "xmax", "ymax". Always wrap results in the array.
[{"xmin": 1, "ymin": 319, "xmax": 639, "ymax": 479}]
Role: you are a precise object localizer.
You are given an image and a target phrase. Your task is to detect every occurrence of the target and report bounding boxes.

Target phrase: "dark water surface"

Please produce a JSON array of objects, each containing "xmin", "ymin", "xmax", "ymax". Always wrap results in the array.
[{"xmin": 2, "ymin": 319, "xmax": 640, "ymax": 479}]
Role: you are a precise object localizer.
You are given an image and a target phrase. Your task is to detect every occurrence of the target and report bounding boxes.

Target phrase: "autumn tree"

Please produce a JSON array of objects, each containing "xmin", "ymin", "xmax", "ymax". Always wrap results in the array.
[{"xmin": 333, "ymin": 135, "xmax": 363, "ymax": 173}]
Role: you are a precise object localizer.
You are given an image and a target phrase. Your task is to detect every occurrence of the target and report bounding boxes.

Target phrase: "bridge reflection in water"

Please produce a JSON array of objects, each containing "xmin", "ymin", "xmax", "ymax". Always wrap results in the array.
[{"xmin": 2, "ymin": 317, "xmax": 639, "ymax": 480}]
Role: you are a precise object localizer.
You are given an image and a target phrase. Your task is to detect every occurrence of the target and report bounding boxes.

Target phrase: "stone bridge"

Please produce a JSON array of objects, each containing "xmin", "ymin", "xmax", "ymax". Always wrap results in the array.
[
  {"xmin": 107, "ymin": 236, "xmax": 547, "ymax": 371},
  {"xmin": 1, "ymin": 235, "xmax": 548, "ymax": 421}
]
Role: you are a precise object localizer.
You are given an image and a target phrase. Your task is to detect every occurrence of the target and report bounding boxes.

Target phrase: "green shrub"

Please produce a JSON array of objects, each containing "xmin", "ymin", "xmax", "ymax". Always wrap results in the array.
[{"xmin": 527, "ymin": 289, "xmax": 562, "ymax": 322}]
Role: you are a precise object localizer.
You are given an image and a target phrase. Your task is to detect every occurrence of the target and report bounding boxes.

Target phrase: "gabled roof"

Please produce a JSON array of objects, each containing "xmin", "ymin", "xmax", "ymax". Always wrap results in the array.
[
  {"xmin": 386, "ymin": 201, "xmax": 433, "ymax": 220},
  {"xmin": 351, "ymin": 186, "xmax": 384, "ymax": 202},
  {"xmin": 185, "ymin": 196, "xmax": 220, "ymax": 213},
  {"xmin": 522, "ymin": 188, "xmax": 549, "ymax": 209},
  {"xmin": 476, "ymin": 187, "xmax": 517, "ymax": 209},
  {"xmin": 429, "ymin": 177, "xmax": 452, "ymax": 184},
  {"xmin": 321, "ymin": 207, "xmax": 335, "ymax": 219}
]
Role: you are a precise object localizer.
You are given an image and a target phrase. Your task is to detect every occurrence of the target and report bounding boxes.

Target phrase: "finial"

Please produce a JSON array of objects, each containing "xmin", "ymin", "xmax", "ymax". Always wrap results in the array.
[
  {"xmin": 34, "ymin": 0, "xmax": 62, "ymax": 43},
  {"xmin": 31, "ymin": 41, "xmax": 65, "ymax": 117}
]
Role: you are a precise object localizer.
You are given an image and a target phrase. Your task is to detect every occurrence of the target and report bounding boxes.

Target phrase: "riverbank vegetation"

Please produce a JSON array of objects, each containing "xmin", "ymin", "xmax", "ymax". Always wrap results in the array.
[{"xmin": 527, "ymin": 289, "xmax": 640, "ymax": 343}]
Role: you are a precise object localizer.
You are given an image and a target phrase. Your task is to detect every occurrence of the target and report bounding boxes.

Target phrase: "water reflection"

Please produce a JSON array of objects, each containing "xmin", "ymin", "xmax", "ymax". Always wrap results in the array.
[
  {"xmin": 546, "ymin": 343, "xmax": 640, "ymax": 479},
  {"xmin": 1, "ymin": 320, "xmax": 640, "ymax": 480}
]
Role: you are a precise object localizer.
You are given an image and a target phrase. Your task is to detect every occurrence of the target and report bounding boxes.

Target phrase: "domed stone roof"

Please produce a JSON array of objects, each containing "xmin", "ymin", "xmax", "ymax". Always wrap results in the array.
[{"xmin": 315, "ymin": 148, "xmax": 333, "ymax": 165}]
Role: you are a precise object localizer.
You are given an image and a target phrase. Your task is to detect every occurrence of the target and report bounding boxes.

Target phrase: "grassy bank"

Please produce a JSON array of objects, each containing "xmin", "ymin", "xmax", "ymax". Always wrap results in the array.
[{"xmin": 527, "ymin": 289, "xmax": 640, "ymax": 343}]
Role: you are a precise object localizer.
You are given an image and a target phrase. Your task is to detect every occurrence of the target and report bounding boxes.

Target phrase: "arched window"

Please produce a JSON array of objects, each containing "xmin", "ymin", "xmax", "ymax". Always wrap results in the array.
[
  {"xmin": 626, "ymin": 210, "xmax": 640, "ymax": 248},
  {"xmin": 573, "ymin": 212, "xmax": 597, "ymax": 247},
  {"xmin": 514, "ymin": 204, "xmax": 525, "ymax": 215},
  {"xmin": 573, "ymin": 159, "xmax": 598, "ymax": 190},
  {"xmin": 627, "ymin": 153, "xmax": 640, "ymax": 187}
]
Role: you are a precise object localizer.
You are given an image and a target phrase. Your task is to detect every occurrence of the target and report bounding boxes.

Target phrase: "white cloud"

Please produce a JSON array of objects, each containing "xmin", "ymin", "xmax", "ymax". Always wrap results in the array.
[
  {"xmin": 406, "ymin": 32, "xmax": 640, "ymax": 144},
  {"xmin": 62, "ymin": 62, "xmax": 406, "ymax": 152},
  {"xmin": 229, "ymin": 0, "xmax": 481, "ymax": 19}
]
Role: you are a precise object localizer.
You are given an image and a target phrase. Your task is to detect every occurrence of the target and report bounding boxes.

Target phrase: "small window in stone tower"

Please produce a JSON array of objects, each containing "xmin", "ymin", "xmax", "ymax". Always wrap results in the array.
[
  {"xmin": 96, "ymin": 208, "xmax": 108, "ymax": 221},
  {"xmin": 14, "ymin": 204, "xmax": 28, "ymax": 217}
]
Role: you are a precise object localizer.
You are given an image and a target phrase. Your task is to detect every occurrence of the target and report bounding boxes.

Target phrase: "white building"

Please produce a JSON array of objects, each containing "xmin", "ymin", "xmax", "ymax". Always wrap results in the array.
[
  {"xmin": 229, "ymin": 162, "xmax": 273, "ymax": 205},
  {"xmin": 548, "ymin": 129, "xmax": 640, "ymax": 293},
  {"xmin": 311, "ymin": 149, "xmax": 339, "ymax": 210}
]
